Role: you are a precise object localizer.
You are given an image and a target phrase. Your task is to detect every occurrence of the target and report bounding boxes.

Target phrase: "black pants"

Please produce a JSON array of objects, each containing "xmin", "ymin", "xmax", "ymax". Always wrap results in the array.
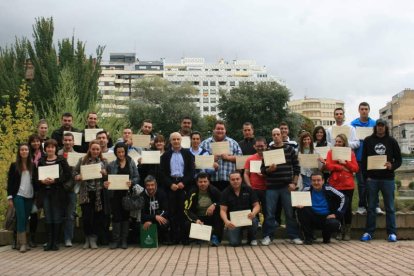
[
  {"xmin": 297, "ymin": 207, "xmax": 340, "ymax": 241},
  {"xmin": 168, "ymin": 189, "xmax": 186, "ymax": 243},
  {"xmin": 253, "ymin": 189, "xmax": 266, "ymax": 219},
  {"xmin": 339, "ymin": 189, "xmax": 354, "ymax": 225},
  {"xmin": 81, "ymin": 191, "xmax": 104, "ymax": 236},
  {"xmin": 110, "ymin": 190, "xmax": 130, "ymax": 223},
  {"xmin": 211, "ymin": 181, "xmax": 229, "ymax": 192},
  {"xmin": 184, "ymin": 212, "xmax": 223, "ymax": 241}
]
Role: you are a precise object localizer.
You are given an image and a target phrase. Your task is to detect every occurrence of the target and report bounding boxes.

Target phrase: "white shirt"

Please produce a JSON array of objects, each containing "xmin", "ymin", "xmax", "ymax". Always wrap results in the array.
[{"xmin": 17, "ymin": 171, "xmax": 34, "ymax": 198}]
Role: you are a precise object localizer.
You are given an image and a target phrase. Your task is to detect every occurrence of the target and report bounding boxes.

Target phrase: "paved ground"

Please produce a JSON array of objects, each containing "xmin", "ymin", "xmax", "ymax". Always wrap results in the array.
[{"xmin": 0, "ymin": 240, "xmax": 413, "ymax": 275}]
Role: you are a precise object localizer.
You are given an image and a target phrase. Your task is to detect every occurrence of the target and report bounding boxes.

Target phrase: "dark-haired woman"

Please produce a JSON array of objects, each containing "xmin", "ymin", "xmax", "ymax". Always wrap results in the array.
[
  {"xmin": 313, "ymin": 126, "xmax": 331, "ymax": 182},
  {"xmin": 7, "ymin": 144, "xmax": 37, "ymax": 253},
  {"xmin": 104, "ymin": 143, "xmax": 141, "ymax": 249}
]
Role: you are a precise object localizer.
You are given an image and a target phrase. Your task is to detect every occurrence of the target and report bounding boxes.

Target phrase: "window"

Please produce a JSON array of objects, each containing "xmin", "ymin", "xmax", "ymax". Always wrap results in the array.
[
  {"xmin": 211, "ymin": 107, "xmax": 216, "ymax": 112},
  {"xmin": 203, "ymin": 107, "xmax": 209, "ymax": 111},
  {"xmin": 210, "ymin": 98, "xmax": 216, "ymax": 103},
  {"xmin": 219, "ymin": 81, "xmax": 227, "ymax": 86},
  {"xmin": 230, "ymin": 81, "xmax": 236, "ymax": 86},
  {"xmin": 210, "ymin": 81, "xmax": 216, "ymax": 86},
  {"xmin": 203, "ymin": 98, "xmax": 209, "ymax": 103},
  {"xmin": 203, "ymin": 81, "xmax": 208, "ymax": 86}
]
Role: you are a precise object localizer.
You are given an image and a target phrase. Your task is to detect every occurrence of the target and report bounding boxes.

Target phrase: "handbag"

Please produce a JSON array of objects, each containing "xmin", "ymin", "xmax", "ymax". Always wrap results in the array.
[
  {"xmin": 4, "ymin": 205, "xmax": 16, "ymax": 231},
  {"xmin": 122, "ymin": 191, "xmax": 144, "ymax": 211}
]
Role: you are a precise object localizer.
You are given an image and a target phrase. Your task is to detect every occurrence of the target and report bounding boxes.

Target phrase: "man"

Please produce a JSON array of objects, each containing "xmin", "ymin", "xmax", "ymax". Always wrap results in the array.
[
  {"xmin": 360, "ymin": 119, "xmax": 402, "ymax": 242},
  {"xmin": 116, "ymin": 128, "xmax": 141, "ymax": 153},
  {"xmin": 261, "ymin": 128, "xmax": 303, "ymax": 245},
  {"xmin": 279, "ymin": 122, "xmax": 298, "ymax": 151},
  {"xmin": 51, "ymin": 112, "xmax": 81, "ymax": 150},
  {"xmin": 160, "ymin": 132, "xmax": 195, "ymax": 244},
  {"xmin": 220, "ymin": 171, "xmax": 260, "ymax": 246},
  {"xmin": 238, "ymin": 122, "xmax": 256, "ymax": 155},
  {"xmin": 243, "ymin": 137, "xmax": 267, "ymax": 220},
  {"xmin": 326, "ymin": 108, "xmax": 359, "ymax": 149},
  {"xmin": 298, "ymin": 172, "xmax": 346, "ymax": 244},
  {"xmin": 200, "ymin": 120, "xmax": 242, "ymax": 191},
  {"xmin": 141, "ymin": 175, "xmax": 171, "ymax": 245},
  {"xmin": 179, "ymin": 117, "xmax": 192, "ymax": 137},
  {"xmin": 81, "ymin": 112, "xmax": 113, "ymax": 153},
  {"xmin": 96, "ymin": 130, "xmax": 113, "ymax": 154},
  {"xmin": 57, "ymin": 132, "xmax": 77, "ymax": 247},
  {"xmin": 351, "ymin": 102, "xmax": 383, "ymax": 215},
  {"xmin": 184, "ymin": 172, "xmax": 222, "ymax": 246}
]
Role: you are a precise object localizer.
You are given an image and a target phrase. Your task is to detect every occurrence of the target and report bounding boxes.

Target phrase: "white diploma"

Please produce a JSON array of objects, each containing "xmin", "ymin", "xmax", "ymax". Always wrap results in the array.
[
  {"xmin": 236, "ymin": 155, "xmax": 251, "ymax": 170},
  {"xmin": 38, "ymin": 164, "xmax": 59, "ymax": 180},
  {"xmin": 211, "ymin": 141, "xmax": 230, "ymax": 155},
  {"xmin": 102, "ymin": 152, "xmax": 116, "ymax": 163},
  {"xmin": 332, "ymin": 147, "xmax": 351, "ymax": 161},
  {"xmin": 356, "ymin": 127, "xmax": 373, "ymax": 140},
  {"xmin": 84, "ymin": 128, "xmax": 104, "ymax": 142},
  {"xmin": 332, "ymin": 125, "xmax": 351, "ymax": 140},
  {"xmin": 141, "ymin": 151, "xmax": 160, "ymax": 164},
  {"xmin": 64, "ymin": 131, "xmax": 82, "ymax": 146},
  {"xmin": 181, "ymin": 136, "xmax": 191, "ymax": 148},
  {"xmin": 67, "ymin": 152, "xmax": 86, "ymax": 167},
  {"xmin": 108, "ymin": 174, "xmax": 129, "ymax": 190},
  {"xmin": 367, "ymin": 155, "xmax": 387, "ymax": 170},
  {"xmin": 317, "ymin": 146, "xmax": 330, "ymax": 159},
  {"xmin": 298, "ymin": 153, "xmax": 319, "ymax": 169},
  {"xmin": 263, "ymin": 149, "xmax": 286, "ymax": 166},
  {"xmin": 195, "ymin": 155, "xmax": 215, "ymax": 169},
  {"xmin": 250, "ymin": 160, "xmax": 262, "ymax": 173},
  {"xmin": 189, "ymin": 223, "xmax": 212, "ymax": 241},
  {"xmin": 230, "ymin": 210, "xmax": 252, "ymax": 227},
  {"xmin": 128, "ymin": 149, "xmax": 141, "ymax": 164},
  {"xmin": 81, "ymin": 163, "xmax": 102, "ymax": 180},
  {"xmin": 291, "ymin": 191, "xmax": 312, "ymax": 207},
  {"xmin": 132, "ymin": 134, "xmax": 151, "ymax": 148}
]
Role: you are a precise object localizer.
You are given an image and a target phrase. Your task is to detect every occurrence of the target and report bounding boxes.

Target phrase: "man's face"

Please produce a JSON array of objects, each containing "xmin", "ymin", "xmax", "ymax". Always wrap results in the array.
[
  {"xmin": 141, "ymin": 122, "xmax": 153, "ymax": 135},
  {"xmin": 254, "ymin": 140, "xmax": 267, "ymax": 155},
  {"xmin": 191, "ymin": 134, "xmax": 201, "ymax": 148},
  {"xmin": 123, "ymin": 129, "xmax": 132, "ymax": 141},
  {"xmin": 279, "ymin": 125, "xmax": 289, "ymax": 139},
  {"xmin": 311, "ymin": 175, "xmax": 324, "ymax": 191},
  {"xmin": 197, "ymin": 177, "xmax": 210, "ymax": 191},
  {"xmin": 213, "ymin": 123, "xmax": 226, "ymax": 141},
  {"xmin": 376, "ymin": 124, "xmax": 386, "ymax": 136},
  {"xmin": 62, "ymin": 116, "xmax": 73, "ymax": 130},
  {"xmin": 96, "ymin": 133, "xmax": 108, "ymax": 148},
  {"xmin": 181, "ymin": 119, "xmax": 192, "ymax": 131},
  {"xmin": 229, "ymin": 173, "xmax": 242, "ymax": 190},
  {"xmin": 272, "ymin": 129, "xmax": 283, "ymax": 145},
  {"xmin": 170, "ymin": 133, "xmax": 182, "ymax": 150},
  {"xmin": 145, "ymin": 181, "xmax": 157, "ymax": 196},
  {"xmin": 63, "ymin": 135, "xmax": 74, "ymax": 150},
  {"xmin": 87, "ymin": 113, "xmax": 98, "ymax": 128},
  {"xmin": 243, "ymin": 125, "xmax": 254, "ymax": 139},
  {"xmin": 334, "ymin": 110, "xmax": 344, "ymax": 124},
  {"xmin": 358, "ymin": 105, "xmax": 370, "ymax": 119}
]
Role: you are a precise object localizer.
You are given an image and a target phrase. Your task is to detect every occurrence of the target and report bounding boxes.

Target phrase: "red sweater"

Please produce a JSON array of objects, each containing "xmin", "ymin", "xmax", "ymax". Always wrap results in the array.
[{"xmin": 325, "ymin": 150, "xmax": 359, "ymax": 190}]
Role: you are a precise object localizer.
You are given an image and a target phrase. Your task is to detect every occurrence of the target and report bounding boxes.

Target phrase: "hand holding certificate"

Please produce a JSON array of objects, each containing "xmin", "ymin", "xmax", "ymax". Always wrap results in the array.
[
  {"xmin": 263, "ymin": 149, "xmax": 286, "ymax": 166},
  {"xmin": 189, "ymin": 223, "xmax": 212, "ymax": 241},
  {"xmin": 38, "ymin": 164, "xmax": 59, "ymax": 181},
  {"xmin": 316, "ymin": 146, "xmax": 330, "ymax": 160},
  {"xmin": 195, "ymin": 155, "xmax": 214, "ymax": 169},
  {"xmin": 81, "ymin": 163, "xmax": 102, "ymax": 180},
  {"xmin": 211, "ymin": 141, "xmax": 230, "ymax": 155},
  {"xmin": 332, "ymin": 147, "xmax": 351, "ymax": 161},
  {"xmin": 230, "ymin": 210, "xmax": 252, "ymax": 227},
  {"xmin": 108, "ymin": 174, "xmax": 129, "ymax": 190},
  {"xmin": 298, "ymin": 153, "xmax": 319, "ymax": 169},
  {"xmin": 291, "ymin": 191, "xmax": 312, "ymax": 207},
  {"xmin": 250, "ymin": 160, "xmax": 262, "ymax": 173},
  {"xmin": 367, "ymin": 155, "xmax": 387, "ymax": 170}
]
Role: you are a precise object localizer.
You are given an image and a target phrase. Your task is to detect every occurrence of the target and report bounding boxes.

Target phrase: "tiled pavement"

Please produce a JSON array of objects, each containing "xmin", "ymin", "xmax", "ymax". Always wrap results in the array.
[{"xmin": 0, "ymin": 240, "xmax": 413, "ymax": 275}]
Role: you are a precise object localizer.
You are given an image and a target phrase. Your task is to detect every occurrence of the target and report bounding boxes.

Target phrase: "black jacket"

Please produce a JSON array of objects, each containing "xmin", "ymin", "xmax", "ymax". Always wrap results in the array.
[
  {"xmin": 7, "ymin": 163, "xmax": 38, "ymax": 199},
  {"xmin": 184, "ymin": 185, "xmax": 221, "ymax": 222},
  {"xmin": 141, "ymin": 189, "xmax": 169, "ymax": 223},
  {"xmin": 34, "ymin": 156, "xmax": 72, "ymax": 192},
  {"xmin": 51, "ymin": 126, "xmax": 82, "ymax": 151},
  {"xmin": 303, "ymin": 184, "xmax": 347, "ymax": 219},
  {"xmin": 160, "ymin": 148, "xmax": 195, "ymax": 190}
]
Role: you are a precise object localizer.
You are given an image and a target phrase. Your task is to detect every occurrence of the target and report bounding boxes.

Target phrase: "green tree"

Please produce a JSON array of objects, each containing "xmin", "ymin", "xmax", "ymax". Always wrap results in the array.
[
  {"xmin": 285, "ymin": 112, "xmax": 315, "ymax": 140},
  {"xmin": 218, "ymin": 82, "xmax": 291, "ymax": 141},
  {"xmin": 128, "ymin": 77, "xmax": 204, "ymax": 136}
]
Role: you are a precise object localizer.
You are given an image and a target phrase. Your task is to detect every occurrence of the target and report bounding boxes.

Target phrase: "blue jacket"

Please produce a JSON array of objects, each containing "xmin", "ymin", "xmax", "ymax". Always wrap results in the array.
[
  {"xmin": 303, "ymin": 184, "xmax": 347, "ymax": 219},
  {"xmin": 350, "ymin": 117, "xmax": 376, "ymax": 161}
]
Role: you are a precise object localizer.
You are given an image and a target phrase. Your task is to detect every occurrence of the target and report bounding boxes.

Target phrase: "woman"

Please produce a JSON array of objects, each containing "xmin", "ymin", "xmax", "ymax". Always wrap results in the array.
[
  {"xmin": 36, "ymin": 139, "xmax": 71, "ymax": 251},
  {"xmin": 313, "ymin": 126, "xmax": 331, "ymax": 182},
  {"xmin": 138, "ymin": 134, "xmax": 166, "ymax": 188},
  {"xmin": 325, "ymin": 134, "xmax": 359, "ymax": 241},
  {"xmin": 7, "ymin": 144, "xmax": 36, "ymax": 253},
  {"xmin": 298, "ymin": 131, "xmax": 318, "ymax": 189},
  {"xmin": 189, "ymin": 131, "xmax": 217, "ymax": 178},
  {"xmin": 74, "ymin": 140, "xmax": 108, "ymax": 249},
  {"xmin": 104, "ymin": 143, "xmax": 140, "ymax": 249},
  {"xmin": 37, "ymin": 119, "xmax": 49, "ymax": 143}
]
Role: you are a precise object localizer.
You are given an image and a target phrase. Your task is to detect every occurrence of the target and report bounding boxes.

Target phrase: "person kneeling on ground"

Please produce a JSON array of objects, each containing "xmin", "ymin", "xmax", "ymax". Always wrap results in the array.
[{"xmin": 297, "ymin": 172, "xmax": 347, "ymax": 244}]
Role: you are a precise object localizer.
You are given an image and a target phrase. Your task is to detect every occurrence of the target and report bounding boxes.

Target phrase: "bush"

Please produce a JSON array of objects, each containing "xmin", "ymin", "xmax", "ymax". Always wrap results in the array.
[
  {"xmin": 409, "ymin": 181, "xmax": 414, "ymax": 190},
  {"xmin": 396, "ymin": 180, "xmax": 402, "ymax": 190}
]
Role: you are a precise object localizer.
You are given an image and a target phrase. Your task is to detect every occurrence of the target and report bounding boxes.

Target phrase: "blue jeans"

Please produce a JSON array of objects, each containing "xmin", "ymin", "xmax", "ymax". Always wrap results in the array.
[
  {"xmin": 227, "ymin": 217, "xmax": 258, "ymax": 246},
  {"xmin": 263, "ymin": 187, "xmax": 300, "ymax": 239},
  {"xmin": 365, "ymin": 178, "xmax": 396, "ymax": 235},
  {"xmin": 13, "ymin": 196, "xmax": 33, "ymax": 233},
  {"xmin": 64, "ymin": 192, "xmax": 77, "ymax": 241},
  {"xmin": 43, "ymin": 190, "xmax": 64, "ymax": 224}
]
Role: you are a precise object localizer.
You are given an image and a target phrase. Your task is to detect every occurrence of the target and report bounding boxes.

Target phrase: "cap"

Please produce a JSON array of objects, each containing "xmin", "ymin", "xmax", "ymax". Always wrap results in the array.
[{"xmin": 375, "ymin": 119, "xmax": 387, "ymax": 126}]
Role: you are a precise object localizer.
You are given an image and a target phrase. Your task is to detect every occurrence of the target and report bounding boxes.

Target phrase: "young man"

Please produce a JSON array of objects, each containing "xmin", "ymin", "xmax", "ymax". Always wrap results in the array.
[
  {"xmin": 179, "ymin": 117, "xmax": 193, "ymax": 137},
  {"xmin": 360, "ymin": 119, "xmax": 402, "ymax": 242},
  {"xmin": 326, "ymin": 108, "xmax": 359, "ymax": 149},
  {"xmin": 238, "ymin": 122, "xmax": 256, "ymax": 155},
  {"xmin": 184, "ymin": 172, "xmax": 222, "ymax": 246},
  {"xmin": 297, "ymin": 172, "xmax": 346, "ymax": 244},
  {"xmin": 51, "ymin": 112, "xmax": 81, "ymax": 150},
  {"xmin": 81, "ymin": 112, "xmax": 112, "ymax": 153},
  {"xmin": 220, "ymin": 171, "xmax": 260, "ymax": 246},
  {"xmin": 96, "ymin": 130, "xmax": 113, "ymax": 154}
]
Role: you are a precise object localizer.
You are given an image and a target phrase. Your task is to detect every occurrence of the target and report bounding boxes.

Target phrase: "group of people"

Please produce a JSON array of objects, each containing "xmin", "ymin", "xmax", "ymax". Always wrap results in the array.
[{"xmin": 6, "ymin": 101, "xmax": 402, "ymax": 253}]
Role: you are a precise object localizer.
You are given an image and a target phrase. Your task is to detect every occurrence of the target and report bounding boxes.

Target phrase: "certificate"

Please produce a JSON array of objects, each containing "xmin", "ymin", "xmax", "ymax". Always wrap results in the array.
[
  {"xmin": 181, "ymin": 136, "xmax": 191, "ymax": 148},
  {"xmin": 332, "ymin": 125, "xmax": 351, "ymax": 140},
  {"xmin": 249, "ymin": 160, "xmax": 262, "ymax": 173},
  {"xmin": 332, "ymin": 147, "xmax": 351, "ymax": 161},
  {"xmin": 230, "ymin": 210, "xmax": 252, "ymax": 227},
  {"xmin": 189, "ymin": 223, "xmax": 212, "ymax": 241},
  {"xmin": 84, "ymin": 128, "xmax": 103, "ymax": 142},
  {"xmin": 291, "ymin": 191, "xmax": 312, "ymax": 207},
  {"xmin": 64, "ymin": 131, "xmax": 83, "ymax": 146},
  {"xmin": 67, "ymin": 152, "xmax": 86, "ymax": 167},
  {"xmin": 367, "ymin": 155, "xmax": 387, "ymax": 170},
  {"xmin": 298, "ymin": 153, "xmax": 319, "ymax": 169},
  {"xmin": 356, "ymin": 127, "xmax": 373, "ymax": 140},
  {"xmin": 128, "ymin": 149, "xmax": 141, "ymax": 164},
  {"xmin": 108, "ymin": 174, "xmax": 129, "ymax": 190},
  {"xmin": 263, "ymin": 149, "xmax": 286, "ymax": 166},
  {"xmin": 316, "ymin": 146, "xmax": 330, "ymax": 159},
  {"xmin": 102, "ymin": 152, "xmax": 116, "ymax": 163},
  {"xmin": 195, "ymin": 155, "xmax": 215, "ymax": 169},
  {"xmin": 38, "ymin": 164, "xmax": 59, "ymax": 180},
  {"xmin": 236, "ymin": 155, "xmax": 251, "ymax": 170},
  {"xmin": 141, "ymin": 151, "xmax": 160, "ymax": 164},
  {"xmin": 211, "ymin": 141, "xmax": 230, "ymax": 155},
  {"xmin": 132, "ymin": 134, "xmax": 151, "ymax": 148},
  {"xmin": 81, "ymin": 163, "xmax": 102, "ymax": 180}
]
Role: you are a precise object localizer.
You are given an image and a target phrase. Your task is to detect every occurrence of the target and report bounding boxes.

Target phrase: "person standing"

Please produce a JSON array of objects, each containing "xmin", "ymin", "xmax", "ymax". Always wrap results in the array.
[
  {"xmin": 51, "ymin": 112, "xmax": 81, "ymax": 151},
  {"xmin": 326, "ymin": 108, "xmax": 359, "ymax": 150},
  {"xmin": 238, "ymin": 122, "xmax": 256, "ymax": 155}
]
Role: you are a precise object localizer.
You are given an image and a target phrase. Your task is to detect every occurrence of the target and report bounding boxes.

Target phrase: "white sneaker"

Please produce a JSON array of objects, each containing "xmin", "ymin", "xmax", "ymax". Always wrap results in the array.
[
  {"xmin": 65, "ymin": 240, "xmax": 73, "ymax": 247},
  {"xmin": 376, "ymin": 207, "xmax": 385, "ymax": 215},
  {"xmin": 291, "ymin": 238, "xmax": 303, "ymax": 245},
  {"xmin": 356, "ymin": 207, "xmax": 367, "ymax": 215},
  {"xmin": 250, "ymin": 240, "xmax": 258, "ymax": 246},
  {"xmin": 261, "ymin": 236, "xmax": 271, "ymax": 246}
]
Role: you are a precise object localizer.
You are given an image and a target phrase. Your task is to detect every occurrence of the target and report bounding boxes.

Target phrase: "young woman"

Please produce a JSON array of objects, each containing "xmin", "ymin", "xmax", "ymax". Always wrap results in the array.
[
  {"xmin": 312, "ymin": 126, "xmax": 331, "ymax": 182},
  {"xmin": 37, "ymin": 119, "xmax": 49, "ymax": 143},
  {"xmin": 325, "ymin": 134, "xmax": 359, "ymax": 241},
  {"xmin": 74, "ymin": 140, "xmax": 108, "ymax": 249},
  {"xmin": 298, "ymin": 131, "xmax": 318, "ymax": 189},
  {"xmin": 189, "ymin": 131, "xmax": 218, "ymax": 178},
  {"xmin": 104, "ymin": 143, "xmax": 140, "ymax": 249},
  {"xmin": 7, "ymin": 144, "xmax": 36, "ymax": 253},
  {"xmin": 138, "ymin": 134, "xmax": 165, "ymax": 188},
  {"xmin": 36, "ymin": 139, "xmax": 71, "ymax": 251}
]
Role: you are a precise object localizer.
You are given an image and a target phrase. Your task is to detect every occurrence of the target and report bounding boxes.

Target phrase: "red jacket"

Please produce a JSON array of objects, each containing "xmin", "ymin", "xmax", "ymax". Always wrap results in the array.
[{"xmin": 325, "ymin": 149, "xmax": 359, "ymax": 190}]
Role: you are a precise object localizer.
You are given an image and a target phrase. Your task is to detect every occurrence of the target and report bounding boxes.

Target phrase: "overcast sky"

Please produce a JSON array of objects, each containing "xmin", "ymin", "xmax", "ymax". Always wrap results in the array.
[{"xmin": 2, "ymin": 0, "xmax": 414, "ymax": 121}]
